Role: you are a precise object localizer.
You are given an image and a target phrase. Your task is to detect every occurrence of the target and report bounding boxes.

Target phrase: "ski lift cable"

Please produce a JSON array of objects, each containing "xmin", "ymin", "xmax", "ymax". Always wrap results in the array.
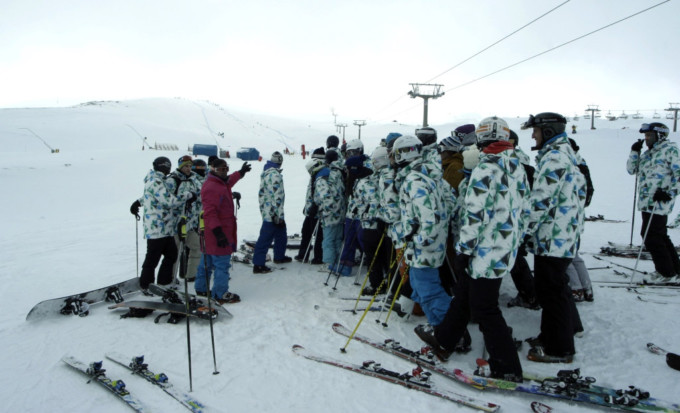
[
  {"xmin": 367, "ymin": 1, "xmax": 571, "ymax": 122},
  {"xmin": 443, "ymin": 0, "xmax": 670, "ymax": 94},
  {"xmin": 424, "ymin": 0, "xmax": 571, "ymax": 84}
]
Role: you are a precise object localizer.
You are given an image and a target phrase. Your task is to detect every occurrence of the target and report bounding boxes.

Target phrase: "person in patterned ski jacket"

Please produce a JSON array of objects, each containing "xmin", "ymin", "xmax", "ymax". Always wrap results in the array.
[
  {"xmin": 627, "ymin": 122, "xmax": 680, "ymax": 281},
  {"xmin": 418, "ymin": 117, "xmax": 528, "ymax": 379},
  {"xmin": 166, "ymin": 155, "xmax": 203, "ymax": 281},
  {"xmin": 336, "ymin": 141, "xmax": 367, "ymax": 276},
  {"xmin": 130, "ymin": 157, "xmax": 196, "ymax": 290},
  {"xmin": 314, "ymin": 149, "xmax": 347, "ymax": 271},
  {"xmin": 522, "ymin": 112, "xmax": 586, "ymax": 364},
  {"xmin": 295, "ymin": 148, "xmax": 326, "ymax": 264},
  {"xmin": 391, "ymin": 135, "xmax": 451, "ymax": 328},
  {"xmin": 252, "ymin": 152, "xmax": 290, "ymax": 273},
  {"xmin": 415, "ymin": 127, "xmax": 443, "ymax": 182},
  {"xmin": 197, "ymin": 158, "xmax": 250, "ymax": 304}
]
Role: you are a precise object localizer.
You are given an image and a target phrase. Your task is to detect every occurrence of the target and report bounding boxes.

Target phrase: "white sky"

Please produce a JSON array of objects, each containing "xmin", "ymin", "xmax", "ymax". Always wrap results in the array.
[{"xmin": 1, "ymin": 0, "xmax": 678, "ymax": 124}]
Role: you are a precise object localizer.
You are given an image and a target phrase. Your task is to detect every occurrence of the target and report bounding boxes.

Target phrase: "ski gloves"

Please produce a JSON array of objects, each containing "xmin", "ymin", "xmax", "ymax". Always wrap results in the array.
[
  {"xmin": 653, "ymin": 188, "xmax": 672, "ymax": 203},
  {"xmin": 212, "ymin": 227, "xmax": 228, "ymax": 248},
  {"xmin": 307, "ymin": 203, "xmax": 319, "ymax": 218},
  {"xmin": 233, "ymin": 192, "xmax": 241, "ymax": 209},
  {"xmin": 273, "ymin": 215, "xmax": 286, "ymax": 228},
  {"xmin": 631, "ymin": 139, "xmax": 644, "ymax": 152},
  {"xmin": 453, "ymin": 253, "xmax": 471, "ymax": 279},
  {"xmin": 130, "ymin": 200, "xmax": 141, "ymax": 220},
  {"xmin": 239, "ymin": 162, "xmax": 252, "ymax": 177}
]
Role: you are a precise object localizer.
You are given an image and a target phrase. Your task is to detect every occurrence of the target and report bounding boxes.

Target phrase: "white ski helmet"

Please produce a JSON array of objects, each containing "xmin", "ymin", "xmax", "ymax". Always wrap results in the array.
[
  {"xmin": 345, "ymin": 139, "xmax": 364, "ymax": 157},
  {"xmin": 392, "ymin": 135, "xmax": 423, "ymax": 167},
  {"xmin": 371, "ymin": 146, "xmax": 389, "ymax": 170},
  {"xmin": 476, "ymin": 116, "xmax": 511, "ymax": 146},
  {"xmin": 305, "ymin": 159, "xmax": 324, "ymax": 176}
]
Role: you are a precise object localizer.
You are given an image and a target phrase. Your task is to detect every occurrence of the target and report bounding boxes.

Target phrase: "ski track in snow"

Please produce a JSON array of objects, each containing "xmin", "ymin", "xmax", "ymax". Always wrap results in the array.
[{"xmin": 1, "ymin": 99, "xmax": 679, "ymax": 412}]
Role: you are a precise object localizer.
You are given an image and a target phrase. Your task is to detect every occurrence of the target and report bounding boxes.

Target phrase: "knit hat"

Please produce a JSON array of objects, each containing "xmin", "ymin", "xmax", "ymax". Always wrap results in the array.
[
  {"xmin": 271, "ymin": 151, "xmax": 283, "ymax": 165},
  {"xmin": 385, "ymin": 132, "xmax": 402, "ymax": 149},
  {"xmin": 208, "ymin": 155, "xmax": 219, "ymax": 167},
  {"xmin": 325, "ymin": 148, "xmax": 339, "ymax": 164},
  {"xmin": 177, "ymin": 155, "xmax": 193, "ymax": 170},
  {"xmin": 326, "ymin": 135, "xmax": 340, "ymax": 148},
  {"xmin": 312, "ymin": 147, "xmax": 325, "ymax": 160}
]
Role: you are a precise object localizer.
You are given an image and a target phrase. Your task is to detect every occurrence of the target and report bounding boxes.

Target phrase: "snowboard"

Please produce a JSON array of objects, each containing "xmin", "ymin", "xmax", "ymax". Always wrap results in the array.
[
  {"xmin": 27, "ymin": 277, "xmax": 140, "ymax": 321},
  {"xmin": 244, "ymin": 233, "xmax": 302, "ymax": 250},
  {"xmin": 108, "ymin": 300, "xmax": 219, "ymax": 321}
]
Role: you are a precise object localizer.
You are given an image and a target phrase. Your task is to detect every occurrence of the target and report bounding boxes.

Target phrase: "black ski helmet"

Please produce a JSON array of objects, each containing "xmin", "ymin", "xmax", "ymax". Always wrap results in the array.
[
  {"xmin": 639, "ymin": 122, "xmax": 670, "ymax": 145},
  {"xmin": 509, "ymin": 129, "xmax": 519, "ymax": 147},
  {"xmin": 521, "ymin": 112, "xmax": 567, "ymax": 140},
  {"xmin": 153, "ymin": 156, "xmax": 171, "ymax": 175},
  {"xmin": 415, "ymin": 127, "xmax": 437, "ymax": 146},
  {"xmin": 326, "ymin": 135, "xmax": 340, "ymax": 149},
  {"xmin": 192, "ymin": 159, "xmax": 207, "ymax": 177}
]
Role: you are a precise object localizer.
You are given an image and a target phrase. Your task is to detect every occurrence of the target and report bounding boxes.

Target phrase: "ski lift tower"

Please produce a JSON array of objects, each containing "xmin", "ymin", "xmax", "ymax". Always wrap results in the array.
[
  {"xmin": 353, "ymin": 120, "xmax": 366, "ymax": 140},
  {"xmin": 665, "ymin": 103, "xmax": 679, "ymax": 132},
  {"xmin": 408, "ymin": 83, "xmax": 444, "ymax": 127},
  {"xmin": 336, "ymin": 123, "xmax": 347, "ymax": 142},
  {"xmin": 585, "ymin": 105, "xmax": 601, "ymax": 130}
]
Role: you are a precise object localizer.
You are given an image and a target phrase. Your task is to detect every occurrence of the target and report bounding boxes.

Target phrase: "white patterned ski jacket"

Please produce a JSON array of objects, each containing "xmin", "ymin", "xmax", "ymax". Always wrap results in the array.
[
  {"xmin": 139, "ymin": 170, "xmax": 187, "ymax": 239},
  {"xmin": 626, "ymin": 138, "xmax": 680, "ymax": 216},
  {"xmin": 166, "ymin": 170, "xmax": 203, "ymax": 231},
  {"xmin": 526, "ymin": 133, "xmax": 586, "ymax": 258},
  {"xmin": 258, "ymin": 161, "xmax": 285, "ymax": 222},
  {"xmin": 396, "ymin": 160, "xmax": 449, "ymax": 268},
  {"xmin": 456, "ymin": 144, "xmax": 530, "ymax": 279},
  {"xmin": 314, "ymin": 166, "xmax": 346, "ymax": 226}
]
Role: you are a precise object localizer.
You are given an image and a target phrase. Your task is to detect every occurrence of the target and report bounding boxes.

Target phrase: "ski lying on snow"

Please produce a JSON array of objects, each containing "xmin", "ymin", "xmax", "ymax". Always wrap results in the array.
[
  {"xmin": 531, "ymin": 401, "xmax": 553, "ymax": 413},
  {"xmin": 647, "ymin": 343, "xmax": 680, "ymax": 372},
  {"xmin": 62, "ymin": 356, "xmax": 151, "ymax": 412},
  {"xmin": 331, "ymin": 323, "xmax": 680, "ymax": 412},
  {"xmin": 106, "ymin": 352, "xmax": 207, "ymax": 412},
  {"xmin": 292, "ymin": 344, "xmax": 499, "ymax": 412}
]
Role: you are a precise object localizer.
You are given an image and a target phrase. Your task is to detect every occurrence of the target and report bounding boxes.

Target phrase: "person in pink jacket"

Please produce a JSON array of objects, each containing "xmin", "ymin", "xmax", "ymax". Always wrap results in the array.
[{"xmin": 195, "ymin": 158, "xmax": 251, "ymax": 304}]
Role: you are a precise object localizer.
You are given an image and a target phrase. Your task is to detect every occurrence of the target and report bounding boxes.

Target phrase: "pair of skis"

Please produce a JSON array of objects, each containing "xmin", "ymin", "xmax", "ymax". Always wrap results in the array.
[
  {"xmin": 305, "ymin": 323, "xmax": 680, "ymax": 412},
  {"xmin": 62, "ymin": 353, "xmax": 207, "ymax": 412}
]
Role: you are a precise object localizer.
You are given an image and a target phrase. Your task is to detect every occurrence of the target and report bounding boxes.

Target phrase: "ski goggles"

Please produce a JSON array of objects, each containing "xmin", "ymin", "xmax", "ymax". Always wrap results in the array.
[{"xmin": 639, "ymin": 123, "xmax": 669, "ymax": 134}]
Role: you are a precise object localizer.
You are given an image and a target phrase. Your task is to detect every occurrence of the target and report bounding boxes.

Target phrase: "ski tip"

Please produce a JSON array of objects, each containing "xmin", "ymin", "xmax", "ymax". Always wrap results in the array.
[
  {"xmin": 332, "ymin": 322, "xmax": 342, "ymax": 328},
  {"xmin": 292, "ymin": 344, "xmax": 304, "ymax": 351}
]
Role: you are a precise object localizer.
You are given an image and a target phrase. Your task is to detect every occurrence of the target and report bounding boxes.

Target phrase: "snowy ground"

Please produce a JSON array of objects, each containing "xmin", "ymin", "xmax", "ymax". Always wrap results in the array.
[{"xmin": 1, "ymin": 99, "xmax": 679, "ymax": 412}]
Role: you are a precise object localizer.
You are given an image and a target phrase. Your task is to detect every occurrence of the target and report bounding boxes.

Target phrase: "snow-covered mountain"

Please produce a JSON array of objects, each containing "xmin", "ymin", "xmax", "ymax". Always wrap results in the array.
[{"xmin": 1, "ymin": 98, "xmax": 679, "ymax": 412}]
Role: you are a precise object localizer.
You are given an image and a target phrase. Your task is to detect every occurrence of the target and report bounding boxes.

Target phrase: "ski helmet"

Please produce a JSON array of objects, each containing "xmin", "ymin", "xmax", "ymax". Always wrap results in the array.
[
  {"xmin": 271, "ymin": 151, "xmax": 283, "ymax": 165},
  {"xmin": 345, "ymin": 139, "xmax": 364, "ymax": 157},
  {"xmin": 509, "ymin": 129, "xmax": 519, "ymax": 147},
  {"xmin": 192, "ymin": 159, "xmax": 207, "ymax": 177},
  {"xmin": 520, "ymin": 112, "xmax": 567, "ymax": 139},
  {"xmin": 326, "ymin": 135, "xmax": 340, "ymax": 149},
  {"xmin": 452, "ymin": 124, "xmax": 477, "ymax": 147},
  {"xmin": 415, "ymin": 127, "xmax": 437, "ymax": 146},
  {"xmin": 439, "ymin": 136, "xmax": 465, "ymax": 153},
  {"xmin": 392, "ymin": 135, "xmax": 423, "ymax": 167},
  {"xmin": 153, "ymin": 156, "xmax": 171, "ymax": 175},
  {"xmin": 305, "ymin": 159, "xmax": 324, "ymax": 176},
  {"xmin": 371, "ymin": 146, "xmax": 389, "ymax": 170},
  {"xmin": 476, "ymin": 116, "xmax": 511, "ymax": 146},
  {"xmin": 312, "ymin": 147, "xmax": 325, "ymax": 160},
  {"xmin": 385, "ymin": 132, "xmax": 402, "ymax": 151},
  {"xmin": 639, "ymin": 122, "xmax": 670, "ymax": 144}
]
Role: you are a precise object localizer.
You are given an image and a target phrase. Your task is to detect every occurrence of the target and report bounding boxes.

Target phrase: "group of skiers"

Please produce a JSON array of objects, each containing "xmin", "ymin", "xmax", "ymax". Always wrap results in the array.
[{"xmin": 129, "ymin": 114, "xmax": 679, "ymax": 382}]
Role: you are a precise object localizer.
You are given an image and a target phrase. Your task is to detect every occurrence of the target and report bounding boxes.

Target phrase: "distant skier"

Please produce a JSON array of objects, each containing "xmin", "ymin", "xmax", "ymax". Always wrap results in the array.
[
  {"xmin": 130, "ymin": 157, "xmax": 197, "ymax": 292},
  {"xmin": 627, "ymin": 122, "xmax": 680, "ymax": 281}
]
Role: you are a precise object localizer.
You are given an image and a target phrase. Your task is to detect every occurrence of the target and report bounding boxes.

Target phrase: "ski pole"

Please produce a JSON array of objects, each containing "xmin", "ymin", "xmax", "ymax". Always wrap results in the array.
[
  {"xmin": 177, "ymin": 214, "xmax": 193, "ymax": 392},
  {"xmin": 303, "ymin": 219, "xmax": 320, "ymax": 264},
  {"xmin": 630, "ymin": 166, "xmax": 639, "ymax": 246},
  {"xmin": 351, "ymin": 229, "xmax": 387, "ymax": 312},
  {"xmin": 630, "ymin": 201, "xmax": 658, "ymax": 286},
  {"xmin": 135, "ymin": 215, "xmax": 140, "ymax": 278},
  {"xmin": 340, "ymin": 277, "xmax": 388, "ymax": 353},
  {"xmin": 199, "ymin": 211, "xmax": 220, "ymax": 376},
  {"xmin": 376, "ymin": 247, "xmax": 406, "ymax": 325},
  {"xmin": 381, "ymin": 261, "xmax": 408, "ymax": 328}
]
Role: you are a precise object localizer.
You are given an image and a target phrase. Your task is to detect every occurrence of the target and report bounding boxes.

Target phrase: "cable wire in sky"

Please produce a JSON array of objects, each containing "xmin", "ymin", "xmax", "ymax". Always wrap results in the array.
[{"xmin": 443, "ymin": 0, "xmax": 670, "ymax": 94}]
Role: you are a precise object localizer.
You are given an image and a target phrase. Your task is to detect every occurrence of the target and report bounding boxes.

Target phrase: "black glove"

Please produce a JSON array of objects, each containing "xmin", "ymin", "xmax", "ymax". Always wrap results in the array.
[
  {"xmin": 453, "ymin": 253, "xmax": 471, "ymax": 279},
  {"xmin": 653, "ymin": 188, "xmax": 672, "ymax": 203},
  {"xmin": 130, "ymin": 200, "xmax": 141, "ymax": 220},
  {"xmin": 404, "ymin": 223, "xmax": 420, "ymax": 242},
  {"xmin": 631, "ymin": 139, "xmax": 644, "ymax": 152},
  {"xmin": 239, "ymin": 162, "xmax": 252, "ymax": 176},
  {"xmin": 308, "ymin": 203, "xmax": 319, "ymax": 218},
  {"xmin": 376, "ymin": 218, "xmax": 387, "ymax": 233},
  {"xmin": 212, "ymin": 227, "xmax": 228, "ymax": 248},
  {"xmin": 232, "ymin": 192, "xmax": 241, "ymax": 209},
  {"xmin": 275, "ymin": 219, "xmax": 286, "ymax": 229}
]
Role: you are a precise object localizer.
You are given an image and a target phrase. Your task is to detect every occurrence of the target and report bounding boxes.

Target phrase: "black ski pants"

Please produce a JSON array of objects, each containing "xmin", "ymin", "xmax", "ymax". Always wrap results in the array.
[
  {"xmin": 436, "ymin": 273, "xmax": 522, "ymax": 378},
  {"xmin": 297, "ymin": 215, "xmax": 324, "ymax": 262},
  {"xmin": 641, "ymin": 212, "xmax": 680, "ymax": 277},
  {"xmin": 361, "ymin": 228, "xmax": 392, "ymax": 289},
  {"xmin": 140, "ymin": 236, "xmax": 178, "ymax": 289},
  {"xmin": 533, "ymin": 255, "xmax": 576, "ymax": 356},
  {"xmin": 510, "ymin": 245, "xmax": 536, "ymax": 301}
]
